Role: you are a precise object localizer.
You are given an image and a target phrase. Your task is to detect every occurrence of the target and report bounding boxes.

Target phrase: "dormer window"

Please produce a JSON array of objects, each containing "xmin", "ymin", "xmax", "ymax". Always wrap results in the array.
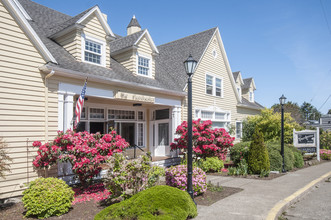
[
  {"xmin": 249, "ymin": 91, "xmax": 254, "ymax": 102},
  {"xmin": 136, "ymin": 53, "xmax": 152, "ymax": 77},
  {"xmin": 85, "ymin": 40, "xmax": 101, "ymax": 64},
  {"xmin": 81, "ymin": 35, "xmax": 106, "ymax": 66},
  {"xmin": 237, "ymin": 87, "xmax": 241, "ymax": 95}
]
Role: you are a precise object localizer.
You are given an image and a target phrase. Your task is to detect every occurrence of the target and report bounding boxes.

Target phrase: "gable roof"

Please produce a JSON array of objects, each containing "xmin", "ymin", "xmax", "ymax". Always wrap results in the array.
[
  {"xmin": 233, "ymin": 71, "xmax": 240, "ymax": 81},
  {"xmin": 16, "ymin": 0, "xmax": 182, "ymax": 94},
  {"xmin": 243, "ymin": 77, "xmax": 256, "ymax": 90},
  {"xmin": 48, "ymin": 5, "xmax": 115, "ymax": 39},
  {"xmin": 239, "ymin": 97, "xmax": 264, "ymax": 110},
  {"xmin": 156, "ymin": 27, "xmax": 217, "ymax": 89}
]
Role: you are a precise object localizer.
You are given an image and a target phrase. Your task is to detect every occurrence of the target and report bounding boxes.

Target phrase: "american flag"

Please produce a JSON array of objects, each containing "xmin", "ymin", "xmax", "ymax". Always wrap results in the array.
[{"xmin": 74, "ymin": 78, "xmax": 87, "ymax": 129}]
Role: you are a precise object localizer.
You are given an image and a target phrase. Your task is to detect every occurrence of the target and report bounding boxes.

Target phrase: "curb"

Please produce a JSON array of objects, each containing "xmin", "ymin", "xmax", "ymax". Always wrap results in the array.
[{"xmin": 266, "ymin": 170, "xmax": 331, "ymax": 220}]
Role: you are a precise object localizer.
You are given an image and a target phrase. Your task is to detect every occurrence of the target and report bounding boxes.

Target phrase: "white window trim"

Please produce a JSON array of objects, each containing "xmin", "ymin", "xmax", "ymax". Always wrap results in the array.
[
  {"xmin": 194, "ymin": 108, "xmax": 231, "ymax": 123},
  {"xmin": 249, "ymin": 91, "xmax": 254, "ymax": 102},
  {"xmin": 236, "ymin": 121, "xmax": 243, "ymax": 139},
  {"xmin": 205, "ymin": 73, "xmax": 223, "ymax": 98},
  {"xmin": 136, "ymin": 52, "xmax": 152, "ymax": 78},
  {"xmin": 81, "ymin": 34, "xmax": 106, "ymax": 67}
]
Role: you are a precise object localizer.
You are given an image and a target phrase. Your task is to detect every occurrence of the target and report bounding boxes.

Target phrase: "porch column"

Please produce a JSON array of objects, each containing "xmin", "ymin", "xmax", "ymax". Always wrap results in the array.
[
  {"xmin": 171, "ymin": 106, "xmax": 182, "ymax": 157},
  {"xmin": 63, "ymin": 92, "xmax": 75, "ymax": 131},
  {"xmin": 58, "ymin": 91, "xmax": 65, "ymax": 131}
]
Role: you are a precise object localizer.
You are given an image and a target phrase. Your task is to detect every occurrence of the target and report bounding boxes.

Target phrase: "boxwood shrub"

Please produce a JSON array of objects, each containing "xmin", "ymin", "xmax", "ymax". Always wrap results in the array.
[
  {"xmin": 248, "ymin": 130, "xmax": 270, "ymax": 174},
  {"xmin": 199, "ymin": 157, "xmax": 224, "ymax": 173},
  {"xmin": 94, "ymin": 185, "xmax": 197, "ymax": 220},
  {"xmin": 22, "ymin": 177, "xmax": 74, "ymax": 219}
]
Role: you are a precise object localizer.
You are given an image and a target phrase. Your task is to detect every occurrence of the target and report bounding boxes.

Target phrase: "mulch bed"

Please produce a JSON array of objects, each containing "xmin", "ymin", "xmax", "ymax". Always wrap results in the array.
[
  {"xmin": 195, "ymin": 186, "xmax": 243, "ymax": 206},
  {"xmin": 0, "ymin": 200, "xmax": 104, "ymax": 220}
]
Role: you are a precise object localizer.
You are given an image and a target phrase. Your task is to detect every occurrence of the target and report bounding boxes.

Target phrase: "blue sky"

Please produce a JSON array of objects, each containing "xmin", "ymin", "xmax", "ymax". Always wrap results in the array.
[{"xmin": 33, "ymin": 0, "xmax": 331, "ymax": 114}]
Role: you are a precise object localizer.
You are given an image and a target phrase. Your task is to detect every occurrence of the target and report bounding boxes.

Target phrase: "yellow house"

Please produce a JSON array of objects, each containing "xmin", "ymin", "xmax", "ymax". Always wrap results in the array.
[{"xmin": 0, "ymin": 0, "xmax": 263, "ymax": 198}]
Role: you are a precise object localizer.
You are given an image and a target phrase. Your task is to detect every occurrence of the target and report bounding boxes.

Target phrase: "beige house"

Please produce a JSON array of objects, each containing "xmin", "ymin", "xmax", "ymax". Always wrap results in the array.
[{"xmin": 0, "ymin": 0, "xmax": 263, "ymax": 198}]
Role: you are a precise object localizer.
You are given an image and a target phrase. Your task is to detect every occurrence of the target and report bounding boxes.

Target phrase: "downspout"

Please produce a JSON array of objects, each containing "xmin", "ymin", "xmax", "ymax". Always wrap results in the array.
[{"xmin": 44, "ymin": 69, "xmax": 55, "ymax": 143}]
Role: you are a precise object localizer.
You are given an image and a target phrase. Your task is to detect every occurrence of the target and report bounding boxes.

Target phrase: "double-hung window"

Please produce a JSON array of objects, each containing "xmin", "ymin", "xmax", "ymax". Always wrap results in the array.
[
  {"xmin": 138, "ymin": 56, "xmax": 150, "ymax": 76},
  {"xmin": 249, "ymin": 91, "xmax": 254, "ymax": 102},
  {"xmin": 236, "ymin": 122, "xmax": 242, "ymax": 139},
  {"xmin": 206, "ymin": 74, "xmax": 222, "ymax": 97},
  {"xmin": 84, "ymin": 40, "xmax": 102, "ymax": 64}
]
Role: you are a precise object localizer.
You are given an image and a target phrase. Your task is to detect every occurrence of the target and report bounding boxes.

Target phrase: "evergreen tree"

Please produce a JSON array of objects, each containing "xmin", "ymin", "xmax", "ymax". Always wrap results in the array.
[{"xmin": 248, "ymin": 129, "xmax": 270, "ymax": 174}]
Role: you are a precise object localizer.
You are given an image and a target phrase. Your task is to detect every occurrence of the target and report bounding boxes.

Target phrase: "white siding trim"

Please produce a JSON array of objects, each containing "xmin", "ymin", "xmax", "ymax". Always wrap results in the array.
[
  {"xmin": 59, "ymin": 82, "xmax": 114, "ymax": 99},
  {"xmin": 155, "ymin": 97, "xmax": 181, "ymax": 107},
  {"xmin": 3, "ymin": 0, "xmax": 57, "ymax": 63}
]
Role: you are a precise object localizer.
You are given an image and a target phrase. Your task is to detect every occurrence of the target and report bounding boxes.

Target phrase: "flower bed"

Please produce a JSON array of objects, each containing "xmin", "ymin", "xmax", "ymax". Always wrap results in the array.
[{"xmin": 72, "ymin": 183, "xmax": 110, "ymax": 205}]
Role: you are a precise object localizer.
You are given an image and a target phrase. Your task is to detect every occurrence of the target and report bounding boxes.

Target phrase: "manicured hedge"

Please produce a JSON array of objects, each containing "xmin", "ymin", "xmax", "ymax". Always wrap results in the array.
[{"xmin": 94, "ymin": 185, "xmax": 197, "ymax": 220}]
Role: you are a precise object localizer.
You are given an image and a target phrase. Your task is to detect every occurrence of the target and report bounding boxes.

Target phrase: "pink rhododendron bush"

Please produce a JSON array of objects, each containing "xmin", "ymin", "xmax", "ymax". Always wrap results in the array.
[
  {"xmin": 32, "ymin": 130, "xmax": 129, "ymax": 186},
  {"xmin": 170, "ymin": 119, "xmax": 235, "ymax": 160},
  {"xmin": 165, "ymin": 165, "xmax": 207, "ymax": 196},
  {"xmin": 320, "ymin": 149, "xmax": 331, "ymax": 160}
]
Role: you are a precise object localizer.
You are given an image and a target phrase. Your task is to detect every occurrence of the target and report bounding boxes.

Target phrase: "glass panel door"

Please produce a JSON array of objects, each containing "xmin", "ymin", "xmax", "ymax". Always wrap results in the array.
[
  {"xmin": 154, "ymin": 121, "xmax": 170, "ymax": 156},
  {"xmin": 158, "ymin": 123, "xmax": 169, "ymax": 146}
]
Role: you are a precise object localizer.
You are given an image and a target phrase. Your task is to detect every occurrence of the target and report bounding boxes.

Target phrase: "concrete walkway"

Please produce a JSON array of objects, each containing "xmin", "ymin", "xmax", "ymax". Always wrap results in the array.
[{"xmin": 196, "ymin": 161, "xmax": 331, "ymax": 220}]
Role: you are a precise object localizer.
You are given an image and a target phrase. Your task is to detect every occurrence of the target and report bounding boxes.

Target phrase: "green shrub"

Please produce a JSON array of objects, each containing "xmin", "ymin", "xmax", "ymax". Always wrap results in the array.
[
  {"xmin": 103, "ymin": 153, "xmax": 155, "ymax": 203},
  {"xmin": 284, "ymin": 146, "xmax": 295, "ymax": 171},
  {"xmin": 293, "ymin": 151, "xmax": 304, "ymax": 168},
  {"xmin": 198, "ymin": 157, "xmax": 224, "ymax": 173},
  {"xmin": 248, "ymin": 129, "xmax": 270, "ymax": 174},
  {"xmin": 321, "ymin": 131, "xmax": 331, "ymax": 149},
  {"xmin": 94, "ymin": 185, "xmax": 197, "ymax": 220},
  {"xmin": 22, "ymin": 177, "xmax": 74, "ymax": 219},
  {"xmin": 267, "ymin": 147, "xmax": 282, "ymax": 172},
  {"xmin": 230, "ymin": 141, "xmax": 250, "ymax": 166}
]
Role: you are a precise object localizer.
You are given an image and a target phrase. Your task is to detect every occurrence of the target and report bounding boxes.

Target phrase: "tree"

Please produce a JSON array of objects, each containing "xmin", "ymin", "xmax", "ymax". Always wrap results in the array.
[
  {"xmin": 242, "ymin": 109, "xmax": 302, "ymax": 144},
  {"xmin": 300, "ymin": 102, "xmax": 321, "ymax": 121},
  {"xmin": 328, "ymin": 109, "xmax": 331, "ymax": 115},
  {"xmin": 272, "ymin": 101, "xmax": 304, "ymax": 125},
  {"xmin": 248, "ymin": 129, "xmax": 270, "ymax": 174}
]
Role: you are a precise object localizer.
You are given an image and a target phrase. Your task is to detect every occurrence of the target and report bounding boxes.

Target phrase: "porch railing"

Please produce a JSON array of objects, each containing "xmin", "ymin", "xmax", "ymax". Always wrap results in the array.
[{"xmin": 132, "ymin": 144, "xmax": 152, "ymax": 160}]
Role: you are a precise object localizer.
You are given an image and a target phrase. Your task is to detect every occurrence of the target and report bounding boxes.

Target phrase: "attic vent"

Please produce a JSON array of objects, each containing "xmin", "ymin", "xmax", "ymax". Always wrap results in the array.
[{"xmin": 212, "ymin": 48, "xmax": 217, "ymax": 58}]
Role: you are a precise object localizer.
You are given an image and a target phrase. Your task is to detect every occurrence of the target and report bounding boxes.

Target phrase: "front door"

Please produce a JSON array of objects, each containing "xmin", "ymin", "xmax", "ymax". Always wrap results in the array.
[{"xmin": 154, "ymin": 120, "xmax": 170, "ymax": 156}]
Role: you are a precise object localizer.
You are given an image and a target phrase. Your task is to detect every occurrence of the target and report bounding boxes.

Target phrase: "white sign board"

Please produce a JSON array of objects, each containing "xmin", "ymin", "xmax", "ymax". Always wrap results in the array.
[{"xmin": 293, "ymin": 128, "xmax": 320, "ymax": 161}]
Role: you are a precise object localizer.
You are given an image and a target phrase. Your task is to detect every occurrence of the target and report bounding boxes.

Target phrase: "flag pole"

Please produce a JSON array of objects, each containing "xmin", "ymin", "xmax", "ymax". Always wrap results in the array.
[{"xmin": 73, "ymin": 77, "xmax": 88, "ymax": 132}]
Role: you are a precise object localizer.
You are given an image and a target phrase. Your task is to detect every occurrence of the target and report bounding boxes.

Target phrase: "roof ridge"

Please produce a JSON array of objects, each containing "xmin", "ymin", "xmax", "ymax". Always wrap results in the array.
[
  {"xmin": 110, "ymin": 29, "xmax": 145, "ymax": 43},
  {"xmin": 157, "ymin": 27, "xmax": 217, "ymax": 47}
]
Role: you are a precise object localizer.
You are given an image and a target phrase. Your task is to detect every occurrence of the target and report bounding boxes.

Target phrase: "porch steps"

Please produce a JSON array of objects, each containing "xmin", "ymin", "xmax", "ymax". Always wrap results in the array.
[{"xmin": 151, "ymin": 157, "xmax": 181, "ymax": 167}]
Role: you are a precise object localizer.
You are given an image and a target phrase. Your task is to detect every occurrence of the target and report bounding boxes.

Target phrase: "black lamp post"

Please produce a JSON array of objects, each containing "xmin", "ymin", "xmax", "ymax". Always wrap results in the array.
[
  {"xmin": 279, "ymin": 94, "xmax": 287, "ymax": 173},
  {"xmin": 184, "ymin": 55, "xmax": 197, "ymax": 201}
]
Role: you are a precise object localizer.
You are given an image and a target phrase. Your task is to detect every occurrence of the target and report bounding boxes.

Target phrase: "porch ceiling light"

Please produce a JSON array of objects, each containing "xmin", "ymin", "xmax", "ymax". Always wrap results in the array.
[
  {"xmin": 133, "ymin": 103, "xmax": 142, "ymax": 106},
  {"xmin": 184, "ymin": 54, "xmax": 197, "ymax": 77},
  {"xmin": 279, "ymin": 94, "xmax": 287, "ymax": 105}
]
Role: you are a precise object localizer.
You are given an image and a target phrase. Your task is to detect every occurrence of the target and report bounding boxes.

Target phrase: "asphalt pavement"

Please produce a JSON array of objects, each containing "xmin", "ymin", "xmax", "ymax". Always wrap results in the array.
[{"xmin": 281, "ymin": 176, "xmax": 331, "ymax": 220}]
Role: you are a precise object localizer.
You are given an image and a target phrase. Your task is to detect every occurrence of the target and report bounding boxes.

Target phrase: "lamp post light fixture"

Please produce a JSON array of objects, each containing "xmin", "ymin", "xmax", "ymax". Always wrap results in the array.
[
  {"xmin": 184, "ymin": 55, "xmax": 197, "ymax": 201},
  {"xmin": 279, "ymin": 94, "xmax": 287, "ymax": 173}
]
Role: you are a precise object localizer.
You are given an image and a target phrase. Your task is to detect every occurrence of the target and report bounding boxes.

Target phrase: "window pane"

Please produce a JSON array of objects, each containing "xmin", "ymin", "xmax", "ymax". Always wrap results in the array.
[
  {"xmin": 212, "ymin": 122, "xmax": 225, "ymax": 129},
  {"xmin": 138, "ymin": 111, "xmax": 144, "ymax": 120},
  {"xmin": 108, "ymin": 109, "xmax": 135, "ymax": 120},
  {"xmin": 201, "ymin": 111, "xmax": 213, "ymax": 119},
  {"xmin": 85, "ymin": 40, "xmax": 101, "ymax": 54},
  {"xmin": 90, "ymin": 108, "xmax": 104, "ymax": 119},
  {"xmin": 216, "ymin": 78, "xmax": 221, "ymax": 87},
  {"xmin": 138, "ymin": 56, "xmax": 150, "ymax": 76},
  {"xmin": 236, "ymin": 122, "xmax": 242, "ymax": 138},
  {"xmin": 216, "ymin": 88, "xmax": 221, "ymax": 96},
  {"xmin": 155, "ymin": 109, "xmax": 169, "ymax": 120},
  {"xmin": 206, "ymin": 85, "xmax": 213, "ymax": 95},
  {"xmin": 158, "ymin": 123, "xmax": 169, "ymax": 146},
  {"xmin": 215, "ymin": 112, "xmax": 225, "ymax": 120},
  {"xmin": 206, "ymin": 75, "xmax": 213, "ymax": 85},
  {"xmin": 138, "ymin": 123, "xmax": 144, "ymax": 146},
  {"xmin": 85, "ymin": 51, "xmax": 101, "ymax": 64}
]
